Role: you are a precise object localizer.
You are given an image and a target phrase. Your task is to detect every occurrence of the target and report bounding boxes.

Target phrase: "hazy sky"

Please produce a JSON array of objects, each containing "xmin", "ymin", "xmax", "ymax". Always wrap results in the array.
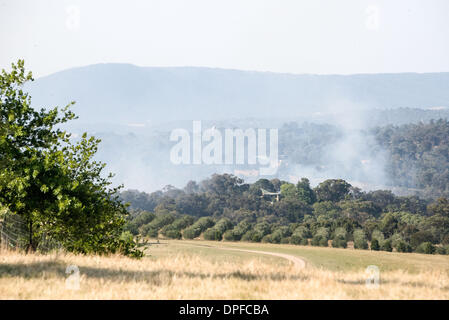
[{"xmin": 1, "ymin": 0, "xmax": 448, "ymax": 77}]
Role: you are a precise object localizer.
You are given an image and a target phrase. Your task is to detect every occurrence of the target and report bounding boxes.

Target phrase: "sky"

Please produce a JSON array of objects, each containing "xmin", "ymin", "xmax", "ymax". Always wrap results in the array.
[{"xmin": 1, "ymin": 0, "xmax": 448, "ymax": 77}]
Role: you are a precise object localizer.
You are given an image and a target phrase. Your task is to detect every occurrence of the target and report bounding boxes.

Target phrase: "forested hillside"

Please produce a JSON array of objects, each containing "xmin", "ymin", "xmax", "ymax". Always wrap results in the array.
[
  {"xmin": 374, "ymin": 119, "xmax": 449, "ymax": 197},
  {"xmin": 279, "ymin": 119, "xmax": 449, "ymax": 197}
]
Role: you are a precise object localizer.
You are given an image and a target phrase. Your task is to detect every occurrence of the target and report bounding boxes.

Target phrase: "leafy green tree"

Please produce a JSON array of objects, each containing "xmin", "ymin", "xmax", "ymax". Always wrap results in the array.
[
  {"xmin": 290, "ymin": 226, "xmax": 310, "ymax": 245},
  {"xmin": 370, "ymin": 239, "xmax": 380, "ymax": 251},
  {"xmin": 296, "ymin": 178, "xmax": 316, "ymax": 205},
  {"xmin": 415, "ymin": 242, "xmax": 435, "ymax": 254},
  {"xmin": 314, "ymin": 179, "xmax": 351, "ymax": 202},
  {"xmin": 380, "ymin": 239, "xmax": 393, "ymax": 252},
  {"xmin": 311, "ymin": 227, "xmax": 329, "ymax": 247},
  {"xmin": 332, "ymin": 227, "xmax": 347, "ymax": 248},
  {"xmin": 379, "ymin": 213, "xmax": 399, "ymax": 238},
  {"xmin": 396, "ymin": 240, "xmax": 412, "ymax": 253},
  {"xmin": 410, "ymin": 230, "xmax": 435, "ymax": 249},
  {"xmin": 280, "ymin": 183, "xmax": 297, "ymax": 201},
  {"xmin": 0, "ymin": 61, "xmax": 141, "ymax": 257},
  {"xmin": 182, "ymin": 217, "xmax": 214, "ymax": 239},
  {"xmin": 428, "ymin": 197, "xmax": 449, "ymax": 217},
  {"xmin": 353, "ymin": 229, "xmax": 368, "ymax": 249}
]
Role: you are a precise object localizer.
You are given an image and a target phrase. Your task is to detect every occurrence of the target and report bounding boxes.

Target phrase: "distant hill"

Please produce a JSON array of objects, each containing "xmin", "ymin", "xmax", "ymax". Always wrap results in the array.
[{"xmin": 26, "ymin": 64, "xmax": 449, "ymax": 125}]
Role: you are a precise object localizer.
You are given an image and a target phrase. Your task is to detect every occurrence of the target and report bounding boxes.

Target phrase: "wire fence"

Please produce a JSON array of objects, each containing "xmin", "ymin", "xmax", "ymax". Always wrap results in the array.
[{"xmin": 0, "ymin": 210, "xmax": 62, "ymax": 253}]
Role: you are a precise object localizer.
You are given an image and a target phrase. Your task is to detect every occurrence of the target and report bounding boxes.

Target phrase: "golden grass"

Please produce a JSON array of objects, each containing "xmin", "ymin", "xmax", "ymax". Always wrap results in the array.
[{"xmin": 1, "ymin": 241, "xmax": 449, "ymax": 299}]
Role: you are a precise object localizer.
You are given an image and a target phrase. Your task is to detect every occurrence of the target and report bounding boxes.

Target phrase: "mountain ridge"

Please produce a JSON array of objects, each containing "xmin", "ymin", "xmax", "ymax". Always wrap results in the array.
[{"xmin": 26, "ymin": 64, "xmax": 449, "ymax": 125}]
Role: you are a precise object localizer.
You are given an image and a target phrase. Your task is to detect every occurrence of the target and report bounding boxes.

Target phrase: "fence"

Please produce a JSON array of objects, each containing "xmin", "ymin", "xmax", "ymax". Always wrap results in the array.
[{"xmin": 0, "ymin": 211, "xmax": 62, "ymax": 252}]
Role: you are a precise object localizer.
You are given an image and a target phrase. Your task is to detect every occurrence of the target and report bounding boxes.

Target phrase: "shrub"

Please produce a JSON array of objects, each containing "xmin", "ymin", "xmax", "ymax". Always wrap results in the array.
[
  {"xmin": 140, "ymin": 214, "xmax": 176, "ymax": 238},
  {"xmin": 203, "ymin": 228, "xmax": 223, "ymax": 241},
  {"xmin": 415, "ymin": 242, "xmax": 436, "ymax": 254},
  {"xmin": 290, "ymin": 236, "xmax": 308, "ymax": 245},
  {"xmin": 270, "ymin": 230, "xmax": 283, "ymax": 244},
  {"xmin": 182, "ymin": 217, "xmax": 215, "ymax": 239},
  {"xmin": 125, "ymin": 211, "xmax": 157, "ymax": 235},
  {"xmin": 332, "ymin": 227, "xmax": 347, "ymax": 248},
  {"xmin": 251, "ymin": 231, "xmax": 263, "ymax": 242},
  {"xmin": 160, "ymin": 215, "xmax": 194, "ymax": 238},
  {"xmin": 396, "ymin": 240, "xmax": 412, "ymax": 253},
  {"xmin": 139, "ymin": 224, "xmax": 158, "ymax": 238},
  {"xmin": 163, "ymin": 229, "xmax": 182, "ymax": 239},
  {"xmin": 435, "ymin": 246, "xmax": 446, "ymax": 255},
  {"xmin": 223, "ymin": 230, "xmax": 238, "ymax": 241},
  {"xmin": 182, "ymin": 227, "xmax": 197, "ymax": 239},
  {"xmin": 241, "ymin": 230, "xmax": 264, "ymax": 242},
  {"xmin": 241, "ymin": 230, "xmax": 254, "ymax": 242},
  {"xmin": 443, "ymin": 245, "xmax": 449, "ymax": 255},
  {"xmin": 370, "ymin": 239, "xmax": 380, "ymax": 251},
  {"xmin": 353, "ymin": 229, "xmax": 368, "ymax": 250},
  {"xmin": 170, "ymin": 216, "xmax": 195, "ymax": 230},
  {"xmin": 380, "ymin": 239, "xmax": 393, "ymax": 252},
  {"xmin": 213, "ymin": 218, "xmax": 233, "ymax": 233},
  {"xmin": 311, "ymin": 227, "xmax": 329, "ymax": 247},
  {"xmin": 371, "ymin": 229, "xmax": 384, "ymax": 243},
  {"xmin": 290, "ymin": 226, "xmax": 310, "ymax": 245},
  {"xmin": 254, "ymin": 222, "xmax": 271, "ymax": 237},
  {"xmin": 261, "ymin": 234, "xmax": 272, "ymax": 243},
  {"xmin": 332, "ymin": 238, "xmax": 347, "ymax": 248},
  {"xmin": 281, "ymin": 237, "xmax": 291, "ymax": 244},
  {"xmin": 410, "ymin": 230, "xmax": 435, "ymax": 249}
]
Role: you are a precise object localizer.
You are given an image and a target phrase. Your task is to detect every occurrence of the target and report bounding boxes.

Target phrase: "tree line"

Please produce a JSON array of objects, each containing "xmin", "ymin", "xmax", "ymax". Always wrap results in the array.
[{"xmin": 122, "ymin": 174, "xmax": 449, "ymax": 255}]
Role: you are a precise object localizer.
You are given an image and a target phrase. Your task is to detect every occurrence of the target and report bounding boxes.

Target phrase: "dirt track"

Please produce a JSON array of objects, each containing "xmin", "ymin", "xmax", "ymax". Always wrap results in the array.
[
  {"xmin": 183, "ymin": 242, "xmax": 307, "ymax": 269},
  {"xmin": 217, "ymin": 246, "xmax": 307, "ymax": 269}
]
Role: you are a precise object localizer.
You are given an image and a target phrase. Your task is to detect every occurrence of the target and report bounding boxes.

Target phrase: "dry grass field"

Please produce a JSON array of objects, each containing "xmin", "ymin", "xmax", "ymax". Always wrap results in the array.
[{"xmin": 1, "ymin": 240, "xmax": 449, "ymax": 299}]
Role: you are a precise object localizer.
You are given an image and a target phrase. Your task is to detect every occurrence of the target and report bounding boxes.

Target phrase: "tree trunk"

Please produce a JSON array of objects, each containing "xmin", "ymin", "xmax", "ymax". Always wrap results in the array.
[{"xmin": 26, "ymin": 217, "xmax": 35, "ymax": 253}]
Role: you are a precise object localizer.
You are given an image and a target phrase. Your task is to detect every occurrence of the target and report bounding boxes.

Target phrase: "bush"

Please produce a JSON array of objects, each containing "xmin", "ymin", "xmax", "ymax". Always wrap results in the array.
[
  {"xmin": 371, "ymin": 229, "xmax": 384, "ymax": 243},
  {"xmin": 443, "ymin": 245, "xmax": 449, "ymax": 255},
  {"xmin": 148, "ymin": 214, "xmax": 176, "ymax": 231},
  {"xmin": 410, "ymin": 231, "xmax": 435, "ymax": 249},
  {"xmin": 396, "ymin": 240, "xmax": 412, "ymax": 253},
  {"xmin": 223, "ymin": 230, "xmax": 238, "ymax": 241},
  {"xmin": 291, "ymin": 236, "xmax": 308, "ymax": 245},
  {"xmin": 415, "ymin": 242, "xmax": 436, "ymax": 254},
  {"xmin": 182, "ymin": 227, "xmax": 197, "ymax": 239},
  {"xmin": 163, "ymin": 229, "xmax": 182, "ymax": 239},
  {"xmin": 182, "ymin": 217, "xmax": 215, "ymax": 239},
  {"xmin": 281, "ymin": 237, "xmax": 291, "ymax": 244},
  {"xmin": 380, "ymin": 239, "xmax": 393, "ymax": 252},
  {"xmin": 290, "ymin": 226, "xmax": 310, "ymax": 245},
  {"xmin": 254, "ymin": 222, "xmax": 271, "ymax": 237},
  {"xmin": 138, "ymin": 224, "xmax": 157, "ymax": 238},
  {"xmin": 228, "ymin": 220, "xmax": 252, "ymax": 241},
  {"xmin": 311, "ymin": 227, "xmax": 329, "ymax": 247},
  {"xmin": 241, "ymin": 230, "xmax": 254, "ymax": 242},
  {"xmin": 250, "ymin": 231, "xmax": 263, "ymax": 242},
  {"xmin": 435, "ymin": 246, "xmax": 446, "ymax": 255},
  {"xmin": 261, "ymin": 234, "xmax": 272, "ymax": 243},
  {"xmin": 353, "ymin": 229, "xmax": 368, "ymax": 250},
  {"xmin": 213, "ymin": 218, "xmax": 233, "ymax": 233},
  {"xmin": 370, "ymin": 239, "xmax": 380, "ymax": 251},
  {"xmin": 332, "ymin": 238, "xmax": 347, "ymax": 248},
  {"xmin": 124, "ymin": 211, "xmax": 156, "ymax": 235},
  {"xmin": 160, "ymin": 215, "xmax": 194, "ymax": 238},
  {"xmin": 203, "ymin": 228, "xmax": 223, "ymax": 241},
  {"xmin": 270, "ymin": 230, "xmax": 283, "ymax": 244},
  {"xmin": 332, "ymin": 227, "xmax": 347, "ymax": 248},
  {"xmin": 170, "ymin": 215, "xmax": 195, "ymax": 230}
]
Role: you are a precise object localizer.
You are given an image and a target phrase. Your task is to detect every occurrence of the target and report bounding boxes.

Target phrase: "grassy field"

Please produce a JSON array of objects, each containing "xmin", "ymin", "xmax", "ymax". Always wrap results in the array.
[{"xmin": 1, "ymin": 240, "xmax": 449, "ymax": 299}]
